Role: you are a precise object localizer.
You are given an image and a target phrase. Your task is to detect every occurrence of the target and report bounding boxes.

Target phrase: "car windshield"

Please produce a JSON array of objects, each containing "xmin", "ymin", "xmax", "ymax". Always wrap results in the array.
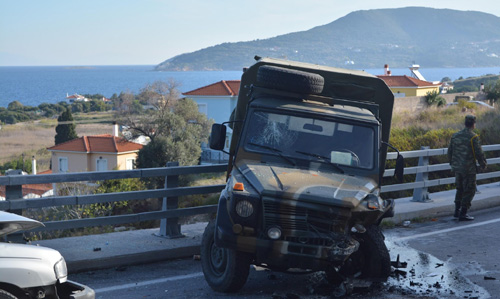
[{"xmin": 243, "ymin": 110, "xmax": 375, "ymax": 169}]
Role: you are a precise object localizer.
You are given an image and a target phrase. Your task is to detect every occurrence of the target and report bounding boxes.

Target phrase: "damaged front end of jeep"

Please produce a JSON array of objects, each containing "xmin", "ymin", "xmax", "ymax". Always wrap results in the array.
[{"xmin": 213, "ymin": 161, "xmax": 395, "ymax": 272}]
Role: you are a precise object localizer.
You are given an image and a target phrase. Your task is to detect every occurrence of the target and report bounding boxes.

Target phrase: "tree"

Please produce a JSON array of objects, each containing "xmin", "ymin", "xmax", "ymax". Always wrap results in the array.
[
  {"xmin": 7, "ymin": 101, "xmax": 23, "ymax": 110},
  {"xmin": 113, "ymin": 91, "xmax": 137, "ymax": 114},
  {"xmin": 71, "ymin": 102, "xmax": 84, "ymax": 113},
  {"xmin": 116, "ymin": 80, "xmax": 211, "ymax": 144},
  {"xmin": 0, "ymin": 155, "xmax": 32, "ymax": 174},
  {"xmin": 55, "ymin": 108, "xmax": 78, "ymax": 145},
  {"xmin": 135, "ymin": 98, "xmax": 211, "ymax": 167},
  {"xmin": 117, "ymin": 80, "xmax": 212, "ymax": 186},
  {"xmin": 90, "ymin": 99, "xmax": 109, "ymax": 112},
  {"xmin": 485, "ymin": 79, "xmax": 500, "ymax": 104}
]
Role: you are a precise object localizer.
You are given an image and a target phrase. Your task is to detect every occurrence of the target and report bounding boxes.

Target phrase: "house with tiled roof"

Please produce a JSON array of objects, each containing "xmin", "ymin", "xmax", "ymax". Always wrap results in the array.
[
  {"xmin": 21, "ymin": 169, "xmax": 54, "ymax": 198},
  {"xmin": 47, "ymin": 134, "xmax": 143, "ymax": 173},
  {"xmin": 66, "ymin": 93, "xmax": 89, "ymax": 103},
  {"xmin": 183, "ymin": 80, "xmax": 240, "ymax": 163},
  {"xmin": 376, "ymin": 64, "xmax": 441, "ymax": 97},
  {"xmin": 183, "ymin": 80, "xmax": 240, "ymax": 124},
  {"xmin": 377, "ymin": 75, "xmax": 441, "ymax": 97},
  {"xmin": 0, "ymin": 170, "xmax": 53, "ymax": 200}
]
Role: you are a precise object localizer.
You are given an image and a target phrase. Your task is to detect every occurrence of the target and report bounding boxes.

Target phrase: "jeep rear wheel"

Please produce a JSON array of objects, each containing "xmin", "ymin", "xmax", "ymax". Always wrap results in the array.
[
  {"xmin": 256, "ymin": 65, "xmax": 324, "ymax": 95},
  {"xmin": 201, "ymin": 221, "xmax": 252, "ymax": 292},
  {"xmin": 339, "ymin": 225, "xmax": 391, "ymax": 281}
]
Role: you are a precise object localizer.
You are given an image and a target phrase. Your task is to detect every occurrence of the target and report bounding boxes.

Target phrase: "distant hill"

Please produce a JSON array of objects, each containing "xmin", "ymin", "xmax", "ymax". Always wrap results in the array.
[
  {"xmin": 453, "ymin": 74, "xmax": 500, "ymax": 91},
  {"xmin": 155, "ymin": 7, "xmax": 500, "ymax": 71}
]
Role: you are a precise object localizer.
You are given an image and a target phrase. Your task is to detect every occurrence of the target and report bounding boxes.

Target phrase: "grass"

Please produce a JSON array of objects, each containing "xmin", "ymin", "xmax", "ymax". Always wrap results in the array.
[
  {"xmin": 0, "ymin": 112, "xmax": 115, "ymax": 171},
  {"xmin": 391, "ymin": 104, "xmax": 500, "ymax": 149},
  {"xmin": 392, "ymin": 104, "xmax": 492, "ymax": 131}
]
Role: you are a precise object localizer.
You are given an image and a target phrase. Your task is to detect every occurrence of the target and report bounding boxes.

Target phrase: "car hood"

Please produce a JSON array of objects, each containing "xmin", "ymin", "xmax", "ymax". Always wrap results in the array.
[
  {"xmin": 238, "ymin": 162, "xmax": 377, "ymax": 208},
  {"xmin": 0, "ymin": 241, "xmax": 62, "ymax": 261},
  {"xmin": 0, "ymin": 211, "xmax": 44, "ymax": 237}
]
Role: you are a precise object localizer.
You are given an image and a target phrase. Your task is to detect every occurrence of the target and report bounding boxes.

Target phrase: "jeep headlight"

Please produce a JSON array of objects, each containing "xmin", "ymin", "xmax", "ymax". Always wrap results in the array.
[
  {"xmin": 365, "ymin": 194, "xmax": 381, "ymax": 210},
  {"xmin": 54, "ymin": 258, "xmax": 68, "ymax": 283},
  {"xmin": 235, "ymin": 200, "xmax": 254, "ymax": 217}
]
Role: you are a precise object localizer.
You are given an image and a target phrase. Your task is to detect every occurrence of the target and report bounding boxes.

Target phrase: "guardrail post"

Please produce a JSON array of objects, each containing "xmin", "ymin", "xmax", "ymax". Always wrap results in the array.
[
  {"xmin": 412, "ymin": 146, "xmax": 432, "ymax": 202},
  {"xmin": 5, "ymin": 169, "xmax": 25, "ymax": 242},
  {"xmin": 158, "ymin": 162, "xmax": 184, "ymax": 239},
  {"xmin": 5, "ymin": 169, "xmax": 24, "ymax": 215}
]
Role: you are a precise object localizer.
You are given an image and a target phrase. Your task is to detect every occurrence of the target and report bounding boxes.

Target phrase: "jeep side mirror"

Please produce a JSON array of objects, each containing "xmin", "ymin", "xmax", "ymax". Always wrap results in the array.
[
  {"xmin": 209, "ymin": 124, "xmax": 227, "ymax": 150},
  {"xmin": 395, "ymin": 154, "xmax": 405, "ymax": 183}
]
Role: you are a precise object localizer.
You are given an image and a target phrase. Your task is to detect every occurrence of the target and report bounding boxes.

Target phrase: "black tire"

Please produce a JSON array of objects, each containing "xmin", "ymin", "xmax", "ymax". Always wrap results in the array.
[
  {"xmin": 339, "ymin": 225, "xmax": 391, "ymax": 281},
  {"xmin": 256, "ymin": 65, "xmax": 324, "ymax": 95},
  {"xmin": 0, "ymin": 290, "xmax": 17, "ymax": 299},
  {"xmin": 200, "ymin": 221, "xmax": 252, "ymax": 293}
]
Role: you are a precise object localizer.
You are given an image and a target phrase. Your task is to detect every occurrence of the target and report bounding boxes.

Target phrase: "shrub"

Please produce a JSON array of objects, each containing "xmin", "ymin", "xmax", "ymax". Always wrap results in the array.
[
  {"xmin": 457, "ymin": 99, "xmax": 476, "ymax": 110},
  {"xmin": 425, "ymin": 90, "xmax": 446, "ymax": 107}
]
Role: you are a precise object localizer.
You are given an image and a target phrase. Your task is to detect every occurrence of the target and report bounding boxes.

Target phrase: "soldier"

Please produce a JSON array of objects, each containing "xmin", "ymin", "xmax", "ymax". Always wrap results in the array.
[{"xmin": 447, "ymin": 115, "xmax": 487, "ymax": 221}]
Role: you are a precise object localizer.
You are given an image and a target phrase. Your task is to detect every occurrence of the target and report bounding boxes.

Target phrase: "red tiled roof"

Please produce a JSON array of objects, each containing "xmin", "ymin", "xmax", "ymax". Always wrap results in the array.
[
  {"xmin": 0, "ymin": 170, "xmax": 53, "ymax": 198},
  {"xmin": 377, "ymin": 75, "xmax": 441, "ymax": 88},
  {"xmin": 66, "ymin": 93, "xmax": 85, "ymax": 99},
  {"xmin": 47, "ymin": 134, "xmax": 143, "ymax": 153},
  {"xmin": 183, "ymin": 80, "xmax": 241, "ymax": 96},
  {"xmin": 0, "ymin": 184, "xmax": 52, "ymax": 198}
]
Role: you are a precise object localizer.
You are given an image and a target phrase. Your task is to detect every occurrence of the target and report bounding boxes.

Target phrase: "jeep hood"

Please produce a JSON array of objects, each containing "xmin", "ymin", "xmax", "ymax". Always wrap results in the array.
[
  {"xmin": 0, "ymin": 211, "xmax": 44, "ymax": 237},
  {"xmin": 238, "ymin": 163, "xmax": 377, "ymax": 208}
]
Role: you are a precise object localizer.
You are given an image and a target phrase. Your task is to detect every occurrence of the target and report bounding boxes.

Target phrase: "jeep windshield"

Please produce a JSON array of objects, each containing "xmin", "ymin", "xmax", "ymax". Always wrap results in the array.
[{"xmin": 243, "ymin": 110, "xmax": 375, "ymax": 169}]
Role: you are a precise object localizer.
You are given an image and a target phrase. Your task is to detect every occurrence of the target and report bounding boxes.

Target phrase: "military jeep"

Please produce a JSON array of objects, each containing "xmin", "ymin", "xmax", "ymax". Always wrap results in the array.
[{"xmin": 201, "ymin": 56, "xmax": 404, "ymax": 292}]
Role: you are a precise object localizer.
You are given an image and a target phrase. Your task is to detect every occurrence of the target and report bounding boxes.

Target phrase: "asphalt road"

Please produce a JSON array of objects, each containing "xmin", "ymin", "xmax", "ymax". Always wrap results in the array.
[{"xmin": 71, "ymin": 206, "xmax": 500, "ymax": 299}]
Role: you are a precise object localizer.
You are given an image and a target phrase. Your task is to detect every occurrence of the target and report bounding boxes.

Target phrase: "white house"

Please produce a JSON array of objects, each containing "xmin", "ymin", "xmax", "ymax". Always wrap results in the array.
[
  {"xmin": 182, "ymin": 80, "xmax": 240, "ymax": 124},
  {"xmin": 183, "ymin": 80, "xmax": 240, "ymax": 163}
]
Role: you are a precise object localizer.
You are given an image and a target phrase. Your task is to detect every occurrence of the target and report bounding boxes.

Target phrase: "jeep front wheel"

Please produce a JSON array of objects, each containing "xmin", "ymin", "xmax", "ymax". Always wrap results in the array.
[
  {"xmin": 339, "ymin": 225, "xmax": 391, "ymax": 281},
  {"xmin": 201, "ymin": 221, "xmax": 252, "ymax": 292}
]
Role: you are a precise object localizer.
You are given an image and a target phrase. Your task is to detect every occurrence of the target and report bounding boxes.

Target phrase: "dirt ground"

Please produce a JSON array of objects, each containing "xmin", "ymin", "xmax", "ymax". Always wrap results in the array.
[{"xmin": 0, "ymin": 118, "xmax": 114, "ymax": 172}]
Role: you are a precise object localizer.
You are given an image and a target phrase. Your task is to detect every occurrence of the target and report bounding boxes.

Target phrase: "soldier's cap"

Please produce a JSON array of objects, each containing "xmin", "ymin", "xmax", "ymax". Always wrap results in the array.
[{"xmin": 465, "ymin": 115, "xmax": 476, "ymax": 123}]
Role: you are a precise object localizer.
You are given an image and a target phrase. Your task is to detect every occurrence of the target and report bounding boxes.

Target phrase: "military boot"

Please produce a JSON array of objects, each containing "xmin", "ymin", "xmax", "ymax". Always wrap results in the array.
[
  {"xmin": 453, "ymin": 203, "xmax": 460, "ymax": 218},
  {"xmin": 459, "ymin": 208, "xmax": 474, "ymax": 221}
]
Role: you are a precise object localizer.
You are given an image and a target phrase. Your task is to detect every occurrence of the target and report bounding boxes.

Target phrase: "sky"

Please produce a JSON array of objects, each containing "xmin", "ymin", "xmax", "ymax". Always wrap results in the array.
[{"xmin": 1, "ymin": 0, "xmax": 500, "ymax": 67}]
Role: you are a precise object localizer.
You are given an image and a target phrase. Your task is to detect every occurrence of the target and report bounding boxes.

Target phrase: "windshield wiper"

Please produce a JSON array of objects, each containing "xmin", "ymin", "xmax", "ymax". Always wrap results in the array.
[
  {"xmin": 295, "ymin": 150, "xmax": 344, "ymax": 174},
  {"xmin": 248, "ymin": 142, "xmax": 296, "ymax": 166}
]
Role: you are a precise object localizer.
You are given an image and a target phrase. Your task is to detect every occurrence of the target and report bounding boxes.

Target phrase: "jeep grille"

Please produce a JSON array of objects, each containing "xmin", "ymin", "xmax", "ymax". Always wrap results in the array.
[{"xmin": 262, "ymin": 199, "xmax": 350, "ymax": 241}]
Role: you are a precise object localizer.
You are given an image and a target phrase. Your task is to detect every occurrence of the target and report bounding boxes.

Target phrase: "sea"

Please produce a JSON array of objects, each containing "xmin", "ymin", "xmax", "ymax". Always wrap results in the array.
[{"xmin": 1, "ymin": 65, "xmax": 500, "ymax": 108}]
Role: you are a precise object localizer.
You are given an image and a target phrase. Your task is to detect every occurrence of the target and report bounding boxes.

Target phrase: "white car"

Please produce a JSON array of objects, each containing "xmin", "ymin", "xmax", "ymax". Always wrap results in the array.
[
  {"xmin": 446, "ymin": 100, "xmax": 494, "ymax": 109},
  {"xmin": 0, "ymin": 211, "xmax": 95, "ymax": 299}
]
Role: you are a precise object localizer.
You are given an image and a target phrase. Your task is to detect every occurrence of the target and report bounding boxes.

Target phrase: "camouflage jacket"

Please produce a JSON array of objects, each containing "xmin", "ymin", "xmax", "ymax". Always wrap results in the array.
[{"xmin": 447, "ymin": 128, "xmax": 487, "ymax": 174}]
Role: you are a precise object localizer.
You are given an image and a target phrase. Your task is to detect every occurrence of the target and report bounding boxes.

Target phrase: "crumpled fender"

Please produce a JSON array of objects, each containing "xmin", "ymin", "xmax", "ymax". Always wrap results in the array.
[
  {"xmin": 378, "ymin": 199, "xmax": 395, "ymax": 224},
  {"xmin": 214, "ymin": 191, "xmax": 237, "ymax": 249}
]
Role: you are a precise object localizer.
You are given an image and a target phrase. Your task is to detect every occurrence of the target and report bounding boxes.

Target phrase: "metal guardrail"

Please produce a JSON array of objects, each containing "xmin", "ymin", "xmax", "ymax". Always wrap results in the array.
[
  {"xmin": 1, "ymin": 144, "xmax": 499, "ymax": 235},
  {"xmin": 382, "ymin": 144, "xmax": 500, "ymax": 200},
  {"xmin": 0, "ymin": 164, "xmax": 227, "ymax": 238}
]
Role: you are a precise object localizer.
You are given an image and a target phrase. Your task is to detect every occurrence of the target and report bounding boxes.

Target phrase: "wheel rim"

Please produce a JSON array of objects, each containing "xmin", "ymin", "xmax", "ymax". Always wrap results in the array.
[{"xmin": 210, "ymin": 241, "xmax": 228, "ymax": 276}]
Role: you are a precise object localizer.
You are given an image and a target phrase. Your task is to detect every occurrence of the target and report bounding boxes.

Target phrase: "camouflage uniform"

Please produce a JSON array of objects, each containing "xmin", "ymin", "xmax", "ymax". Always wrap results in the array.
[{"xmin": 447, "ymin": 115, "xmax": 487, "ymax": 219}]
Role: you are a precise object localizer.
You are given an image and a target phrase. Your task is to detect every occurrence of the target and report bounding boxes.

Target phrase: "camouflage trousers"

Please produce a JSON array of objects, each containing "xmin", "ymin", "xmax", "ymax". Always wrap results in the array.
[{"xmin": 454, "ymin": 172, "xmax": 477, "ymax": 210}]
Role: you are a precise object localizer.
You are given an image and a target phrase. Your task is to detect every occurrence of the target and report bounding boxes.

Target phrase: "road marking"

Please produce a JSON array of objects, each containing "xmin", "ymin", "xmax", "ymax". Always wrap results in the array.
[
  {"xmin": 94, "ymin": 272, "xmax": 204, "ymax": 293},
  {"xmin": 93, "ymin": 218, "xmax": 500, "ymax": 293},
  {"xmin": 394, "ymin": 217, "xmax": 500, "ymax": 242}
]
